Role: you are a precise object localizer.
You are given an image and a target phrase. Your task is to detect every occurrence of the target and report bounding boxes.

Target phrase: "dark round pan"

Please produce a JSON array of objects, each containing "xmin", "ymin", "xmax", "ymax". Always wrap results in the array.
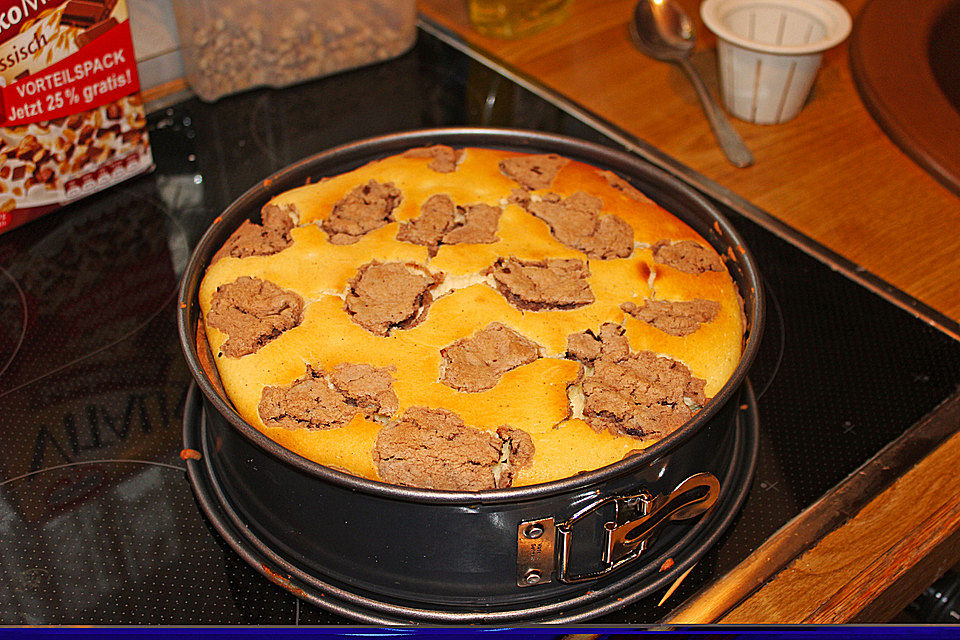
[
  {"xmin": 177, "ymin": 128, "xmax": 764, "ymax": 620},
  {"xmin": 183, "ymin": 379, "xmax": 759, "ymax": 623}
]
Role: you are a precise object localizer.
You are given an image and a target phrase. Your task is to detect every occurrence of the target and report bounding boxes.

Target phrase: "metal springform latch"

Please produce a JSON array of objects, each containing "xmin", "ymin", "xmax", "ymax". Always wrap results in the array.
[{"xmin": 516, "ymin": 472, "xmax": 720, "ymax": 586}]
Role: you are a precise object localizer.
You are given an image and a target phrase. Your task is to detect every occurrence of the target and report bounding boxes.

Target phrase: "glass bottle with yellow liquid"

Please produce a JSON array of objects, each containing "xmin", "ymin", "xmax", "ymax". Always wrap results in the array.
[{"xmin": 469, "ymin": 0, "xmax": 571, "ymax": 39}]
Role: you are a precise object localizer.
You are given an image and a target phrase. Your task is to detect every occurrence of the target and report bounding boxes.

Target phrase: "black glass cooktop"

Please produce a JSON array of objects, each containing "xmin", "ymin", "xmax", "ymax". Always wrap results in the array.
[{"xmin": 1, "ymin": 28, "xmax": 959, "ymax": 625}]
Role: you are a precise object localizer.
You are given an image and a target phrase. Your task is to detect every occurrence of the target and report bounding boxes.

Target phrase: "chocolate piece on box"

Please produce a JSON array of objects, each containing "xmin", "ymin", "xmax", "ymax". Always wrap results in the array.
[
  {"xmin": 35, "ymin": 167, "xmax": 55, "ymax": 184},
  {"xmin": 11, "ymin": 166, "xmax": 26, "ymax": 181},
  {"xmin": 15, "ymin": 69, "xmax": 30, "ymax": 80},
  {"xmin": 15, "ymin": 136, "xmax": 41, "ymax": 160},
  {"xmin": 77, "ymin": 17, "xmax": 118, "ymax": 47},
  {"xmin": 60, "ymin": 0, "xmax": 111, "ymax": 27},
  {"xmin": 78, "ymin": 124, "xmax": 95, "ymax": 144}
]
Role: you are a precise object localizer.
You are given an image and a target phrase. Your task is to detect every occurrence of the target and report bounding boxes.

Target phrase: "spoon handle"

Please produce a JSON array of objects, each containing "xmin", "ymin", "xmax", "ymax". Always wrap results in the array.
[{"xmin": 678, "ymin": 57, "xmax": 754, "ymax": 168}]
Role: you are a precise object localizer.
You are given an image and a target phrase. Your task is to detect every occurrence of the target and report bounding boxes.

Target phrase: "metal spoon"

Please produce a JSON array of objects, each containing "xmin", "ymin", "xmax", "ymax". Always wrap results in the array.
[{"xmin": 630, "ymin": 0, "xmax": 754, "ymax": 168}]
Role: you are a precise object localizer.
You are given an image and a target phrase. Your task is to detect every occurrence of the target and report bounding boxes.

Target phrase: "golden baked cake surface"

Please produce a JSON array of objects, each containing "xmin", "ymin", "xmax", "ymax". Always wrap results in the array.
[{"xmin": 198, "ymin": 147, "xmax": 743, "ymax": 490}]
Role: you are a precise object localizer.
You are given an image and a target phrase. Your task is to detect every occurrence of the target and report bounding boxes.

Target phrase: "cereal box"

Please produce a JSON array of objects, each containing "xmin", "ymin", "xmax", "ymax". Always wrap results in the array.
[{"xmin": 0, "ymin": 0, "xmax": 152, "ymax": 234}]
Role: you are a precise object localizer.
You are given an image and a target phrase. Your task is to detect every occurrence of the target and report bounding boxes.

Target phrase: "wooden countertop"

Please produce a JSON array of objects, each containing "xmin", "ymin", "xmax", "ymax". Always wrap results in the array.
[
  {"xmin": 420, "ymin": 0, "xmax": 960, "ymax": 327},
  {"xmin": 419, "ymin": 0, "xmax": 960, "ymax": 624}
]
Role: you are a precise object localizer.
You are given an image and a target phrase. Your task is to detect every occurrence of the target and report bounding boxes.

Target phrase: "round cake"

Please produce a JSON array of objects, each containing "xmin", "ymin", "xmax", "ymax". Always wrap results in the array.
[{"xmin": 197, "ymin": 146, "xmax": 744, "ymax": 491}]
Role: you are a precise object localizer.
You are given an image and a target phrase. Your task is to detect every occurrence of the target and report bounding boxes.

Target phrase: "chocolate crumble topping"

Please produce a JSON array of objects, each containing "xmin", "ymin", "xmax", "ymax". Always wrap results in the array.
[
  {"xmin": 373, "ymin": 406, "xmax": 534, "ymax": 490},
  {"xmin": 596, "ymin": 169, "xmax": 655, "ymax": 205},
  {"xmin": 499, "ymin": 153, "xmax": 569, "ymax": 190},
  {"xmin": 396, "ymin": 194, "xmax": 454, "ymax": 254},
  {"xmin": 211, "ymin": 203, "xmax": 297, "ymax": 263},
  {"xmin": 440, "ymin": 322, "xmax": 542, "ymax": 392},
  {"xmin": 344, "ymin": 261, "xmax": 444, "ymax": 336},
  {"xmin": 329, "ymin": 362, "xmax": 399, "ymax": 417},
  {"xmin": 442, "ymin": 203, "xmax": 501, "ymax": 245},
  {"xmin": 258, "ymin": 366, "xmax": 356, "ymax": 430},
  {"xmin": 401, "ymin": 145, "xmax": 463, "ymax": 173},
  {"xmin": 397, "ymin": 194, "xmax": 501, "ymax": 256},
  {"xmin": 259, "ymin": 363, "xmax": 399, "ymax": 430},
  {"xmin": 566, "ymin": 322, "xmax": 630, "ymax": 366},
  {"xmin": 652, "ymin": 240, "xmax": 724, "ymax": 275},
  {"xmin": 207, "ymin": 276, "xmax": 304, "ymax": 358},
  {"xmin": 507, "ymin": 187, "xmax": 531, "ymax": 208},
  {"xmin": 621, "ymin": 299, "xmax": 721, "ymax": 336},
  {"xmin": 497, "ymin": 426, "xmax": 535, "ymax": 471},
  {"xmin": 526, "ymin": 191, "xmax": 633, "ymax": 259},
  {"xmin": 322, "ymin": 180, "xmax": 402, "ymax": 245},
  {"xmin": 485, "ymin": 256, "xmax": 595, "ymax": 311},
  {"xmin": 573, "ymin": 325, "xmax": 708, "ymax": 439}
]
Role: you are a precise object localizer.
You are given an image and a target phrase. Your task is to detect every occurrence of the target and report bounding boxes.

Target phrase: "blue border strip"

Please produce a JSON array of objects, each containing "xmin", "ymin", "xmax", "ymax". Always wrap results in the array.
[{"xmin": 0, "ymin": 631, "xmax": 568, "ymax": 640}]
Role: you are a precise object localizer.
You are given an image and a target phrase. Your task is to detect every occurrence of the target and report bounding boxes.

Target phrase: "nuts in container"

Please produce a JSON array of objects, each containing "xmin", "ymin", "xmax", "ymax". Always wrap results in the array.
[
  {"xmin": 0, "ymin": 0, "xmax": 153, "ymax": 235},
  {"xmin": 172, "ymin": 0, "xmax": 418, "ymax": 102}
]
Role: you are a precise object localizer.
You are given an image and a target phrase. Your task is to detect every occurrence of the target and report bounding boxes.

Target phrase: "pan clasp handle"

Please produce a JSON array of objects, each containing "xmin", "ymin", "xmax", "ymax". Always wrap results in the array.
[
  {"xmin": 517, "ymin": 472, "xmax": 718, "ymax": 585},
  {"xmin": 604, "ymin": 472, "xmax": 720, "ymax": 566}
]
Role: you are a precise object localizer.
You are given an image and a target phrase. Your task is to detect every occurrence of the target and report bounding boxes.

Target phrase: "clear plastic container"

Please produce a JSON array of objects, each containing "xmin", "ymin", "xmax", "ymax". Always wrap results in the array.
[{"xmin": 172, "ymin": 0, "xmax": 417, "ymax": 102}]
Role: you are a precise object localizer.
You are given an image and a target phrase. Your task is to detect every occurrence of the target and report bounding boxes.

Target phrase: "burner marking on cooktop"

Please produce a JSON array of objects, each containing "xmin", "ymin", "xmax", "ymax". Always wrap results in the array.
[
  {"xmin": 753, "ymin": 275, "xmax": 786, "ymax": 402},
  {"xmin": 0, "ymin": 265, "xmax": 28, "ymax": 381},
  {"xmin": 0, "ymin": 284, "xmax": 179, "ymax": 401},
  {"xmin": 0, "ymin": 194, "xmax": 191, "ymax": 400},
  {"xmin": 0, "ymin": 459, "xmax": 186, "ymax": 488}
]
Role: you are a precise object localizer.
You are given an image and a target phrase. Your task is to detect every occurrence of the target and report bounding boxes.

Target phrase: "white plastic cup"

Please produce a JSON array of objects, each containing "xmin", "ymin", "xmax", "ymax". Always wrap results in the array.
[{"xmin": 701, "ymin": 0, "xmax": 852, "ymax": 124}]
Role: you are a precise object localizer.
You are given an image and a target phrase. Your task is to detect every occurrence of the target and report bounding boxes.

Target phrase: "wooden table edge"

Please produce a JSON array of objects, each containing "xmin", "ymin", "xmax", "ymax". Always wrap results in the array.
[
  {"xmin": 141, "ymin": 77, "xmax": 190, "ymax": 109},
  {"xmin": 668, "ymin": 390, "xmax": 960, "ymax": 623}
]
